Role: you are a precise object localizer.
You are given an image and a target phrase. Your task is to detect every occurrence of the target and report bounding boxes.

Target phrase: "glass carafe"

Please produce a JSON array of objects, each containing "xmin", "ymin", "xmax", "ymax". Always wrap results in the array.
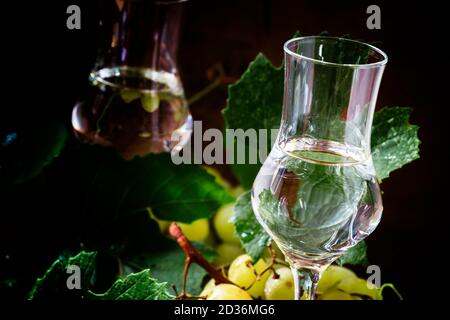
[
  {"xmin": 251, "ymin": 37, "xmax": 388, "ymax": 300},
  {"xmin": 72, "ymin": 0, "xmax": 191, "ymax": 160}
]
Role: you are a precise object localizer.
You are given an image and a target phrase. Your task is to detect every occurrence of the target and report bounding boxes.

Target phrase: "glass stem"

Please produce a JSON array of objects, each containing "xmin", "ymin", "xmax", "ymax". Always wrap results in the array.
[{"xmin": 291, "ymin": 266, "xmax": 321, "ymax": 300}]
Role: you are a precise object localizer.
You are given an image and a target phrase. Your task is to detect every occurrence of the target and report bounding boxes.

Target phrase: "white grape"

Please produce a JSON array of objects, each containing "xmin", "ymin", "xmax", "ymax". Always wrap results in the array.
[
  {"xmin": 147, "ymin": 208, "xmax": 170, "ymax": 232},
  {"xmin": 337, "ymin": 277, "xmax": 379, "ymax": 299},
  {"xmin": 177, "ymin": 219, "xmax": 210, "ymax": 241},
  {"xmin": 213, "ymin": 204, "xmax": 240, "ymax": 245},
  {"xmin": 317, "ymin": 265, "xmax": 357, "ymax": 294},
  {"xmin": 200, "ymin": 278, "xmax": 216, "ymax": 297},
  {"xmin": 214, "ymin": 243, "xmax": 244, "ymax": 267},
  {"xmin": 228, "ymin": 254, "xmax": 270, "ymax": 299},
  {"xmin": 207, "ymin": 284, "xmax": 253, "ymax": 300},
  {"xmin": 264, "ymin": 267, "xmax": 295, "ymax": 300}
]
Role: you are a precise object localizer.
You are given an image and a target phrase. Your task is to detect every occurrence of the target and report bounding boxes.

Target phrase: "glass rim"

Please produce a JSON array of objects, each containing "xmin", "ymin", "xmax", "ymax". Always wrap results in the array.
[{"xmin": 284, "ymin": 36, "xmax": 388, "ymax": 68}]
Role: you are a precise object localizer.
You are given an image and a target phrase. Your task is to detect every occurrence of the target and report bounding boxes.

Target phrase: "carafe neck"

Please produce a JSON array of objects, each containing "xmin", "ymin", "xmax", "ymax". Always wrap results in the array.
[{"xmin": 95, "ymin": 0, "xmax": 186, "ymax": 74}]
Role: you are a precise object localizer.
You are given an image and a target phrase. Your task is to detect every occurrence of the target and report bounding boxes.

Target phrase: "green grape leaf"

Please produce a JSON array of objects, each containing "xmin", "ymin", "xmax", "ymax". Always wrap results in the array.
[
  {"xmin": 52, "ymin": 146, "xmax": 234, "ymax": 223},
  {"xmin": 29, "ymin": 251, "xmax": 174, "ymax": 300},
  {"xmin": 231, "ymin": 191, "xmax": 271, "ymax": 261},
  {"xmin": 125, "ymin": 153, "xmax": 235, "ymax": 222},
  {"xmin": 93, "ymin": 210, "xmax": 216, "ymax": 296},
  {"xmin": 371, "ymin": 106, "xmax": 420, "ymax": 181},
  {"xmin": 123, "ymin": 240, "xmax": 216, "ymax": 295},
  {"xmin": 90, "ymin": 270, "xmax": 174, "ymax": 300},
  {"xmin": 0, "ymin": 119, "xmax": 68, "ymax": 185},
  {"xmin": 28, "ymin": 251, "xmax": 98, "ymax": 300},
  {"xmin": 223, "ymin": 53, "xmax": 284, "ymax": 189},
  {"xmin": 336, "ymin": 241, "xmax": 369, "ymax": 266}
]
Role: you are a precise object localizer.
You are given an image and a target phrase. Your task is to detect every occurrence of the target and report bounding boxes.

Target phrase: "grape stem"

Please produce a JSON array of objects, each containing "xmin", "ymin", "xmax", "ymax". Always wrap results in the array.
[
  {"xmin": 260, "ymin": 244, "xmax": 280, "ymax": 279},
  {"xmin": 171, "ymin": 284, "xmax": 207, "ymax": 300},
  {"xmin": 169, "ymin": 223, "xmax": 232, "ymax": 298},
  {"xmin": 186, "ymin": 63, "xmax": 237, "ymax": 106}
]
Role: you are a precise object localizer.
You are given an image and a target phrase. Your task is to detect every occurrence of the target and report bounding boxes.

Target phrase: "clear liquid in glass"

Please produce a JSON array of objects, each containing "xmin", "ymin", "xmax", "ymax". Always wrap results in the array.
[
  {"xmin": 72, "ymin": 67, "xmax": 192, "ymax": 160},
  {"xmin": 251, "ymin": 137, "xmax": 383, "ymax": 268}
]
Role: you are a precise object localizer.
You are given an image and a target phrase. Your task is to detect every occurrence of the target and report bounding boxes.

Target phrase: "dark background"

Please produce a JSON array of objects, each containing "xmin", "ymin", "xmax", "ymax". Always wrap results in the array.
[{"xmin": 0, "ymin": 0, "xmax": 446, "ymax": 300}]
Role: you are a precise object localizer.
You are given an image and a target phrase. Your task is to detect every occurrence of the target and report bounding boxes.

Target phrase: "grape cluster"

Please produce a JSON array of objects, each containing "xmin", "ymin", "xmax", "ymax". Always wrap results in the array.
[
  {"xmin": 149, "ymin": 202, "xmax": 388, "ymax": 300},
  {"xmin": 200, "ymin": 255, "xmax": 380, "ymax": 300}
]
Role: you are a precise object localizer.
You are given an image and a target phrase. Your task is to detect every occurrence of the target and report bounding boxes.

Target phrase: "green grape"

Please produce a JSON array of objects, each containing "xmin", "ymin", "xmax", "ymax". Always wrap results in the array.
[
  {"xmin": 177, "ymin": 219, "xmax": 210, "ymax": 241},
  {"xmin": 202, "ymin": 166, "xmax": 234, "ymax": 192},
  {"xmin": 200, "ymin": 278, "xmax": 216, "ymax": 297},
  {"xmin": 319, "ymin": 289, "xmax": 354, "ymax": 300},
  {"xmin": 337, "ymin": 277, "xmax": 379, "ymax": 299},
  {"xmin": 214, "ymin": 243, "xmax": 244, "ymax": 267},
  {"xmin": 213, "ymin": 204, "xmax": 240, "ymax": 245},
  {"xmin": 317, "ymin": 265, "xmax": 357, "ymax": 294},
  {"xmin": 140, "ymin": 92, "xmax": 160, "ymax": 113},
  {"xmin": 155, "ymin": 219, "xmax": 171, "ymax": 232},
  {"xmin": 204, "ymin": 226, "xmax": 218, "ymax": 248},
  {"xmin": 264, "ymin": 267, "xmax": 294, "ymax": 300},
  {"xmin": 228, "ymin": 254, "xmax": 270, "ymax": 299},
  {"xmin": 147, "ymin": 208, "xmax": 171, "ymax": 232},
  {"xmin": 207, "ymin": 284, "xmax": 253, "ymax": 300}
]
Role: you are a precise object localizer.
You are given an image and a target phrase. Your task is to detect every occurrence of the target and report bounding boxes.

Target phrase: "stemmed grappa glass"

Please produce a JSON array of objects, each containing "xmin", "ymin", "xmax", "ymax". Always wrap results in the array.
[{"xmin": 251, "ymin": 37, "xmax": 388, "ymax": 300}]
